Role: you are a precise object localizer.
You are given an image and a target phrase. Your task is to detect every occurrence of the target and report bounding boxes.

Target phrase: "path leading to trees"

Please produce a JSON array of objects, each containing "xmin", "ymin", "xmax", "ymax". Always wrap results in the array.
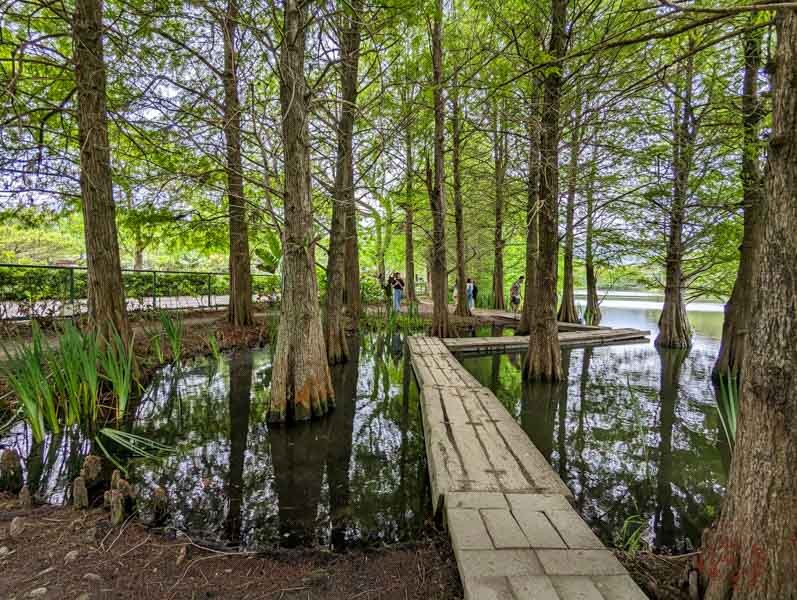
[{"xmin": 407, "ymin": 335, "xmax": 647, "ymax": 600}]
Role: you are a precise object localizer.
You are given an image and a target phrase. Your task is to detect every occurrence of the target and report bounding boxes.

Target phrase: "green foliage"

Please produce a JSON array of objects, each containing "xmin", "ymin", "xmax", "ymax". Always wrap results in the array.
[
  {"xmin": 99, "ymin": 328, "xmax": 136, "ymax": 424},
  {"xmin": 716, "ymin": 375, "xmax": 739, "ymax": 449},
  {"xmin": 1, "ymin": 322, "xmax": 138, "ymax": 442},
  {"xmin": 159, "ymin": 311, "xmax": 184, "ymax": 365},
  {"xmin": 206, "ymin": 333, "xmax": 222, "ymax": 363},
  {"xmin": 614, "ymin": 512, "xmax": 649, "ymax": 557}
]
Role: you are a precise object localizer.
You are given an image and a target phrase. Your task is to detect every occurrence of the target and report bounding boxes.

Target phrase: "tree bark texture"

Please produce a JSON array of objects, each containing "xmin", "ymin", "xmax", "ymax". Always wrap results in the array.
[
  {"xmin": 492, "ymin": 101, "xmax": 508, "ymax": 311},
  {"xmin": 451, "ymin": 79, "xmax": 470, "ymax": 317},
  {"xmin": 270, "ymin": 0, "xmax": 334, "ymax": 423},
  {"xmin": 518, "ymin": 91, "xmax": 542, "ymax": 336},
  {"xmin": 703, "ymin": 10, "xmax": 797, "ymax": 599},
  {"xmin": 404, "ymin": 124, "xmax": 417, "ymax": 307},
  {"xmin": 72, "ymin": 0, "xmax": 130, "ymax": 342},
  {"xmin": 524, "ymin": 0, "xmax": 565, "ymax": 381},
  {"xmin": 557, "ymin": 100, "xmax": 582, "ymax": 324},
  {"xmin": 222, "ymin": 0, "xmax": 254, "ymax": 327},
  {"xmin": 427, "ymin": 0, "xmax": 452, "ymax": 337},
  {"xmin": 714, "ymin": 27, "xmax": 765, "ymax": 380},
  {"xmin": 584, "ymin": 146, "xmax": 602, "ymax": 325},
  {"xmin": 656, "ymin": 52, "xmax": 695, "ymax": 349},
  {"xmin": 325, "ymin": 0, "xmax": 361, "ymax": 364}
]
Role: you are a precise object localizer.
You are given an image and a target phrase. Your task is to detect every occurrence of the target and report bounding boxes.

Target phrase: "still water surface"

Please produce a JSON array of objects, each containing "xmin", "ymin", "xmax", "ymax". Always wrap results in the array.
[
  {"xmin": 1, "ymin": 297, "xmax": 728, "ymax": 553},
  {"xmin": 459, "ymin": 297, "xmax": 728, "ymax": 552}
]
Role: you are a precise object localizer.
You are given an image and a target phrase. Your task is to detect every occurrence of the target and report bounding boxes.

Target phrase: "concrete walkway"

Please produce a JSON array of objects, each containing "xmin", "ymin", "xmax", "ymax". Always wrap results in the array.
[{"xmin": 407, "ymin": 336, "xmax": 647, "ymax": 600}]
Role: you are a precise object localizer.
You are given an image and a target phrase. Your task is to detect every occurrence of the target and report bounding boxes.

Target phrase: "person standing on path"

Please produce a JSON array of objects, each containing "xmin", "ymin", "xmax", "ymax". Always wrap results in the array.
[
  {"xmin": 510, "ymin": 276, "xmax": 524, "ymax": 313},
  {"xmin": 471, "ymin": 281, "xmax": 479, "ymax": 310},
  {"xmin": 466, "ymin": 278, "xmax": 474, "ymax": 311},
  {"xmin": 392, "ymin": 272, "xmax": 405, "ymax": 312}
]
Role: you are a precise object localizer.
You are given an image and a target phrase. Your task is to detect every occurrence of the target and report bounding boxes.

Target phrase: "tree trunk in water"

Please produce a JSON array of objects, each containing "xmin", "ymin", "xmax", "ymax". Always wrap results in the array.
[
  {"xmin": 557, "ymin": 100, "xmax": 581, "ymax": 324},
  {"xmin": 584, "ymin": 144, "xmax": 601, "ymax": 325},
  {"xmin": 518, "ymin": 93, "xmax": 541, "ymax": 336},
  {"xmin": 703, "ymin": 11, "xmax": 797, "ymax": 598},
  {"xmin": 73, "ymin": 0, "xmax": 129, "ymax": 342},
  {"xmin": 524, "ymin": 0, "xmax": 565, "ymax": 381},
  {"xmin": 427, "ymin": 0, "xmax": 452, "ymax": 337},
  {"xmin": 222, "ymin": 0, "xmax": 254, "ymax": 327},
  {"xmin": 451, "ymin": 79, "xmax": 469, "ymax": 317},
  {"xmin": 270, "ymin": 0, "xmax": 334, "ymax": 423},
  {"xmin": 656, "ymin": 53, "xmax": 695, "ymax": 349},
  {"xmin": 325, "ymin": 0, "xmax": 361, "ymax": 364},
  {"xmin": 404, "ymin": 128, "xmax": 417, "ymax": 308},
  {"xmin": 492, "ymin": 101, "xmax": 507, "ymax": 310},
  {"xmin": 714, "ymin": 27, "xmax": 765, "ymax": 380}
]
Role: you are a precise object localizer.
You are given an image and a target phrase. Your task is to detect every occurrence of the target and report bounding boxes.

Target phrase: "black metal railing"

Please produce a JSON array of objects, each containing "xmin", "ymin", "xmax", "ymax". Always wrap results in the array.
[{"xmin": 0, "ymin": 263, "xmax": 279, "ymax": 321}]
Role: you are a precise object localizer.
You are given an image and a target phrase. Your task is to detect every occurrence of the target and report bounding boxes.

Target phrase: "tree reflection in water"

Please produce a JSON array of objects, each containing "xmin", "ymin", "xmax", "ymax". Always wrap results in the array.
[{"xmin": 460, "ymin": 341, "xmax": 727, "ymax": 552}]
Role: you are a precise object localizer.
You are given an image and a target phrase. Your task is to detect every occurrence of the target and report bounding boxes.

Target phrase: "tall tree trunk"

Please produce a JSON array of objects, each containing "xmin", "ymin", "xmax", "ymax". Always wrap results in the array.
[
  {"xmin": 404, "ymin": 125, "xmax": 417, "ymax": 308},
  {"xmin": 518, "ymin": 90, "xmax": 542, "ymax": 335},
  {"xmin": 524, "ymin": 0, "xmax": 565, "ymax": 381},
  {"xmin": 325, "ymin": 0, "xmax": 361, "ymax": 364},
  {"xmin": 270, "ymin": 0, "xmax": 334, "ymax": 423},
  {"xmin": 72, "ymin": 0, "xmax": 129, "ymax": 341},
  {"xmin": 427, "ymin": 0, "xmax": 452, "ymax": 337},
  {"xmin": 223, "ymin": 0, "xmax": 254, "ymax": 327},
  {"xmin": 451, "ymin": 76, "xmax": 469, "ymax": 317},
  {"xmin": 492, "ymin": 101, "xmax": 507, "ymax": 310},
  {"xmin": 584, "ymin": 142, "xmax": 602, "ymax": 325},
  {"xmin": 343, "ymin": 170, "xmax": 360, "ymax": 321},
  {"xmin": 703, "ymin": 11, "xmax": 797, "ymax": 598},
  {"xmin": 657, "ymin": 52, "xmax": 695, "ymax": 349},
  {"xmin": 557, "ymin": 99, "xmax": 582, "ymax": 324},
  {"xmin": 714, "ymin": 27, "xmax": 765, "ymax": 380}
]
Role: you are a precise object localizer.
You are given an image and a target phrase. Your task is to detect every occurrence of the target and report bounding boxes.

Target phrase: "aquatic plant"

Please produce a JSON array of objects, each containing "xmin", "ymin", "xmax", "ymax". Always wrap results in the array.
[
  {"xmin": 159, "ymin": 311, "xmax": 184, "ymax": 364},
  {"xmin": 2, "ymin": 323, "xmax": 57, "ymax": 441},
  {"xmin": 96, "ymin": 428, "xmax": 173, "ymax": 474},
  {"xmin": 99, "ymin": 327, "xmax": 136, "ymax": 424},
  {"xmin": 615, "ymin": 512, "xmax": 649, "ymax": 557},
  {"xmin": 207, "ymin": 333, "xmax": 222, "ymax": 362},
  {"xmin": 716, "ymin": 374, "xmax": 739, "ymax": 449}
]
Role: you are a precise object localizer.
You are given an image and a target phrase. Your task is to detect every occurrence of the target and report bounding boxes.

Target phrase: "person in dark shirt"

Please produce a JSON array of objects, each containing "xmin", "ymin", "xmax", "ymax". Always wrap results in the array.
[{"xmin": 392, "ymin": 272, "xmax": 405, "ymax": 312}]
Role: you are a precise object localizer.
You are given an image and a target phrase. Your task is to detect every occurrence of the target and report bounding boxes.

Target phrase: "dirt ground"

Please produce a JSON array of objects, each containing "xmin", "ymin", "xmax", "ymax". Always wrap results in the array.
[{"xmin": 0, "ymin": 498, "xmax": 462, "ymax": 600}]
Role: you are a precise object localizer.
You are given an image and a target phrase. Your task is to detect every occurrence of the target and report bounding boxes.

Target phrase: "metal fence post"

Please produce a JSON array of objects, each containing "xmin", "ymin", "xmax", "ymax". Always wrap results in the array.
[{"xmin": 152, "ymin": 271, "xmax": 157, "ymax": 309}]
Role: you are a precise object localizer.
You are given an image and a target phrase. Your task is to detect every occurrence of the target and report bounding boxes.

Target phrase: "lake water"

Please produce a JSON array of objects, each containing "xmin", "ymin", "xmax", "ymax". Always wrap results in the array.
[
  {"xmin": 459, "ymin": 295, "xmax": 728, "ymax": 552},
  {"xmin": 1, "ymin": 295, "xmax": 728, "ymax": 553}
]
